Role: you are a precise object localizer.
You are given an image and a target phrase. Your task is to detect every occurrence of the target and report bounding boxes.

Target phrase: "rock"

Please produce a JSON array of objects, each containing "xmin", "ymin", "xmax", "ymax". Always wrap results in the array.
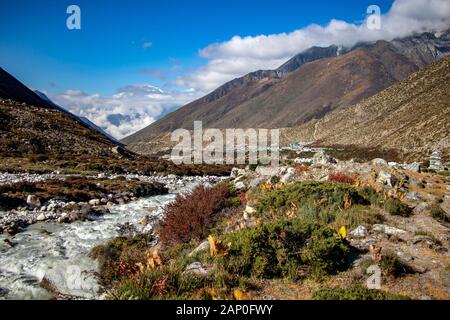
[
  {"xmin": 405, "ymin": 191, "xmax": 421, "ymax": 202},
  {"xmin": 350, "ymin": 226, "xmax": 368, "ymax": 238},
  {"xmin": 413, "ymin": 202, "xmax": 431, "ymax": 214},
  {"xmin": 188, "ymin": 241, "xmax": 210, "ymax": 257},
  {"xmin": 312, "ymin": 151, "xmax": 336, "ymax": 166},
  {"xmin": 26, "ymin": 195, "xmax": 41, "ymax": 208},
  {"xmin": 184, "ymin": 262, "xmax": 209, "ymax": 277},
  {"xmin": 377, "ymin": 171, "xmax": 394, "ymax": 187},
  {"xmin": 372, "ymin": 224, "xmax": 407, "ymax": 236},
  {"xmin": 88, "ymin": 199, "xmax": 101, "ymax": 206},
  {"xmin": 404, "ymin": 162, "xmax": 421, "ymax": 173},
  {"xmin": 36, "ymin": 213, "xmax": 46, "ymax": 221},
  {"xmin": 234, "ymin": 181, "xmax": 246, "ymax": 191},
  {"xmin": 231, "ymin": 168, "xmax": 246, "ymax": 178},
  {"xmin": 429, "ymin": 151, "xmax": 445, "ymax": 171},
  {"xmin": 255, "ymin": 166, "xmax": 287, "ymax": 177},
  {"xmin": 245, "ymin": 205, "xmax": 256, "ymax": 215},
  {"xmin": 249, "ymin": 177, "xmax": 265, "ymax": 188},
  {"xmin": 280, "ymin": 167, "xmax": 296, "ymax": 184},
  {"xmin": 372, "ymin": 158, "xmax": 388, "ymax": 167}
]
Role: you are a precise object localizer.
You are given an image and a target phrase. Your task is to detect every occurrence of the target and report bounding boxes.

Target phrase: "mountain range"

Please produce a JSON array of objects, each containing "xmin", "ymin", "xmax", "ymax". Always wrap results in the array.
[{"xmin": 123, "ymin": 30, "xmax": 450, "ymax": 158}]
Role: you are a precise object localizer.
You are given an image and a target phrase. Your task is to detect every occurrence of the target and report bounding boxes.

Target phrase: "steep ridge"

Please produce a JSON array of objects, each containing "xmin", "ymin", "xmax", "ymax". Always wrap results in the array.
[
  {"xmin": 283, "ymin": 55, "xmax": 450, "ymax": 160},
  {"xmin": 124, "ymin": 30, "xmax": 450, "ymax": 150}
]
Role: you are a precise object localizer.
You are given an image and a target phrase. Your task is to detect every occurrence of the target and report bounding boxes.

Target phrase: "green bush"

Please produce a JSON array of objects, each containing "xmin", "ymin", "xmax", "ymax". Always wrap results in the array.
[
  {"xmin": 311, "ymin": 285, "xmax": 409, "ymax": 300},
  {"xmin": 379, "ymin": 252, "xmax": 413, "ymax": 278},
  {"xmin": 301, "ymin": 227, "xmax": 351, "ymax": 278},
  {"xmin": 430, "ymin": 205, "xmax": 450, "ymax": 223},
  {"xmin": 220, "ymin": 218, "xmax": 350, "ymax": 280},
  {"xmin": 256, "ymin": 181, "xmax": 369, "ymax": 218},
  {"xmin": 384, "ymin": 198, "xmax": 412, "ymax": 217}
]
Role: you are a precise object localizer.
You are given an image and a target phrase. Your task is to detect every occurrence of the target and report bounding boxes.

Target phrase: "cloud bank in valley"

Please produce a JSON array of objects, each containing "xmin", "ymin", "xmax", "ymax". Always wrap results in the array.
[
  {"xmin": 53, "ymin": 0, "xmax": 450, "ymax": 139},
  {"xmin": 51, "ymin": 86, "xmax": 201, "ymax": 139}
]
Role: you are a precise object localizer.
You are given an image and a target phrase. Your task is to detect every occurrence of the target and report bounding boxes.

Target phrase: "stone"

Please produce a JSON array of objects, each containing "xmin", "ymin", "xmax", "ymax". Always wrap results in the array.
[
  {"xmin": 404, "ymin": 162, "xmax": 421, "ymax": 173},
  {"xmin": 377, "ymin": 171, "xmax": 394, "ymax": 187},
  {"xmin": 36, "ymin": 213, "xmax": 46, "ymax": 221},
  {"xmin": 249, "ymin": 177, "xmax": 265, "ymax": 188},
  {"xmin": 184, "ymin": 262, "xmax": 209, "ymax": 277},
  {"xmin": 312, "ymin": 151, "xmax": 336, "ymax": 166},
  {"xmin": 26, "ymin": 195, "xmax": 41, "ymax": 208},
  {"xmin": 245, "ymin": 205, "xmax": 256, "ymax": 215},
  {"xmin": 234, "ymin": 181, "xmax": 246, "ymax": 191},
  {"xmin": 255, "ymin": 166, "xmax": 287, "ymax": 177},
  {"xmin": 350, "ymin": 226, "xmax": 368, "ymax": 238},
  {"xmin": 280, "ymin": 167, "xmax": 296, "ymax": 184},
  {"xmin": 188, "ymin": 241, "xmax": 210, "ymax": 257},
  {"xmin": 429, "ymin": 151, "xmax": 445, "ymax": 171},
  {"xmin": 413, "ymin": 202, "xmax": 431, "ymax": 214},
  {"xmin": 372, "ymin": 158, "xmax": 388, "ymax": 167},
  {"xmin": 372, "ymin": 224, "xmax": 407, "ymax": 236},
  {"xmin": 88, "ymin": 199, "xmax": 101, "ymax": 206},
  {"xmin": 405, "ymin": 192, "xmax": 421, "ymax": 202}
]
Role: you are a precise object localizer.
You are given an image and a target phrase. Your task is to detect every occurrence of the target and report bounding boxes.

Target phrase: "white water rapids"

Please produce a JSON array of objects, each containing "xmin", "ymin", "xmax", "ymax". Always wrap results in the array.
[{"xmin": 0, "ymin": 180, "xmax": 211, "ymax": 300}]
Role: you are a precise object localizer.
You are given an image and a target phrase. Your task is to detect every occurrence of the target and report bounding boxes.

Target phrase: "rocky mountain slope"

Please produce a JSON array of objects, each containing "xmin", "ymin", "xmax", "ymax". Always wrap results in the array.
[
  {"xmin": 0, "ymin": 68, "xmax": 120, "ymax": 146},
  {"xmin": 123, "ymin": 30, "xmax": 450, "ymax": 151},
  {"xmin": 0, "ymin": 68, "xmax": 128, "ymax": 158},
  {"xmin": 283, "ymin": 55, "xmax": 450, "ymax": 160}
]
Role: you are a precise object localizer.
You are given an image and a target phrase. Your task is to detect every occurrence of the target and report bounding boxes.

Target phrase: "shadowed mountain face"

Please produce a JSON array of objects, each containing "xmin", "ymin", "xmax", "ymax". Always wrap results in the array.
[
  {"xmin": 284, "ymin": 55, "xmax": 450, "ymax": 160},
  {"xmin": 0, "ymin": 68, "xmax": 122, "ymax": 146},
  {"xmin": 123, "ymin": 30, "xmax": 450, "ymax": 151},
  {"xmin": 0, "ymin": 68, "xmax": 56, "ymax": 110},
  {"xmin": 0, "ymin": 68, "xmax": 125, "ymax": 158}
]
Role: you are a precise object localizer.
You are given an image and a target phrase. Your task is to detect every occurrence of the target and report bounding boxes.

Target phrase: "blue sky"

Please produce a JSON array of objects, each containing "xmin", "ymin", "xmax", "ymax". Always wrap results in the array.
[
  {"xmin": 1, "ymin": 0, "xmax": 448, "ymax": 138},
  {"xmin": 0, "ymin": 0, "xmax": 393, "ymax": 95}
]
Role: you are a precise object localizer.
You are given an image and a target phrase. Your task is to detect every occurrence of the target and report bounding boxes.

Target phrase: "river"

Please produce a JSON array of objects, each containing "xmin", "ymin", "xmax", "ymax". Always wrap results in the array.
[{"xmin": 0, "ymin": 178, "xmax": 213, "ymax": 300}]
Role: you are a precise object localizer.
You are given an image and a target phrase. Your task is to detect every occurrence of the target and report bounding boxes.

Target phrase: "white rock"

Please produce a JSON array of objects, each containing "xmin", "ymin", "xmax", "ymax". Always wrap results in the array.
[
  {"xmin": 255, "ymin": 166, "xmax": 287, "ymax": 177},
  {"xmin": 377, "ymin": 171, "xmax": 393, "ymax": 187},
  {"xmin": 245, "ymin": 205, "xmax": 256, "ymax": 215},
  {"xmin": 372, "ymin": 224, "xmax": 407, "ymax": 236},
  {"xmin": 350, "ymin": 226, "xmax": 368, "ymax": 238},
  {"xmin": 36, "ymin": 213, "xmax": 46, "ymax": 221},
  {"xmin": 234, "ymin": 181, "xmax": 246, "ymax": 190},
  {"xmin": 188, "ymin": 241, "xmax": 210, "ymax": 257},
  {"xmin": 88, "ymin": 199, "xmax": 101, "ymax": 206},
  {"xmin": 184, "ymin": 262, "xmax": 209, "ymax": 276},
  {"xmin": 26, "ymin": 195, "xmax": 41, "ymax": 208},
  {"xmin": 372, "ymin": 158, "xmax": 388, "ymax": 167}
]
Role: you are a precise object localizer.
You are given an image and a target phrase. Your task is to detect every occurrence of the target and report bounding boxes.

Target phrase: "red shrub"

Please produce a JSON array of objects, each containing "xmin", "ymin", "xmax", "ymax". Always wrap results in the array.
[
  {"xmin": 295, "ymin": 164, "xmax": 309, "ymax": 174},
  {"xmin": 328, "ymin": 172, "xmax": 356, "ymax": 184},
  {"xmin": 238, "ymin": 192, "xmax": 248, "ymax": 205},
  {"xmin": 159, "ymin": 185, "xmax": 230, "ymax": 244}
]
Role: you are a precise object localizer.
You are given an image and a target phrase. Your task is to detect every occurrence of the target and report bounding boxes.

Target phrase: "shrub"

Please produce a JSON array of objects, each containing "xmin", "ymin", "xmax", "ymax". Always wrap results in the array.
[
  {"xmin": 301, "ymin": 227, "xmax": 351, "ymax": 278},
  {"xmin": 311, "ymin": 285, "xmax": 409, "ymax": 300},
  {"xmin": 256, "ymin": 181, "xmax": 368, "ymax": 218},
  {"xmin": 430, "ymin": 205, "xmax": 450, "ymax": 223},
  {"xmin": 384, "ymin": 198, "xmax": 412, "ymax": 217},
  {"xmin": 294, "ymin": 164, "xmax": 309, "ymax": 174},
  {"xmin": 90, "ymin": 234, "xmax": 154, "ymax": 286},
  {"xmin": 220, "ymin": 218, "xmax": 350, "ymax": 280},
  {"xmin": 379, "ymin": 252, "xmax": 413, "ymax": 278},
  {"xmin": 328, "ymin": 172, "xmax": 355, "ymax": 184},
  {"xmin": 358, "ymin": 186, "xmax": 381, "ymax": 206},
  {"xmin": 159, "ymin": 185, "xmax": 231, "ymax": 244},
  {"xmin": 270, "ymin": 175, "xmax": 280, "ymax": 184}
]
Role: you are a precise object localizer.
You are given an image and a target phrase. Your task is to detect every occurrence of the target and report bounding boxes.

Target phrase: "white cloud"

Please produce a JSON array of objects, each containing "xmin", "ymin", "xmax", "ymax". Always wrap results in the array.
[
  {"xmin": 142, "ymin": 41, "xmax": 153, "ymax": 49},
  {"xmin": 50, "ymin": 85, "xmax": 201, "ymax": 139},
  {"xmin": 178, "ymin": 0, "xmax": 450, "ymax": 92}
]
